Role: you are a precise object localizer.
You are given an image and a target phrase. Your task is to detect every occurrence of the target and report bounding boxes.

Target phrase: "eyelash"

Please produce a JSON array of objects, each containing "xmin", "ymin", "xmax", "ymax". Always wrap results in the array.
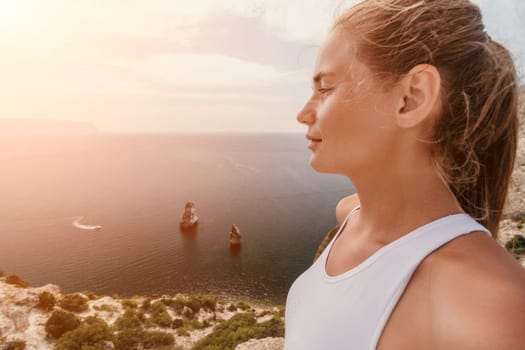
[{"xmin": 313, "ymin": 87, "xmax": 333, "ymax": 95}]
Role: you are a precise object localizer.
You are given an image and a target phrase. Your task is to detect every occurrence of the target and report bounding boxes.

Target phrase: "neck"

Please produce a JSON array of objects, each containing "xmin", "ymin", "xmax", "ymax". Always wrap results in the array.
[{"xmin": 345, "ymin": 156, "xmax": 464, "ymax": 244}]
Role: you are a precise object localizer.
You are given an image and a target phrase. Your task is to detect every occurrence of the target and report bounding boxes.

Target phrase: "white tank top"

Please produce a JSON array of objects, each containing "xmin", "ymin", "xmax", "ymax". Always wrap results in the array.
[{"xmin": 284, "ymin": 205, "xmax": 491, "ymax": 350}]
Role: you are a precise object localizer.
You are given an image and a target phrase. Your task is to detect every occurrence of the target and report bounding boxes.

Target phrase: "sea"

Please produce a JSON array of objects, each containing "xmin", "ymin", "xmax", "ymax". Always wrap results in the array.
[{"xmin": 0, "ymin": 133, "xmax": 354, "ymax": 306}]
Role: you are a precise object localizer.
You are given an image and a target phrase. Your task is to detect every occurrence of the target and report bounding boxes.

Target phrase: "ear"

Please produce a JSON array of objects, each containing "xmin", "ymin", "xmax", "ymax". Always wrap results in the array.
[{"xmin": 394, "ymin": 64, "xmax": 441, "ymax": 129}]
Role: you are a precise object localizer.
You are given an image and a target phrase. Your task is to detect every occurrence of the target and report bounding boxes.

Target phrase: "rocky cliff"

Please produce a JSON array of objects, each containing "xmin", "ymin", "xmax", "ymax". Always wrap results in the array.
[
  {"xmin": 498, "ymin": 85, "xmax": 525, "ymax": 265},
  {"xmin": 0, "ymin": 277, "xmax": 284, "ymax": 350}
]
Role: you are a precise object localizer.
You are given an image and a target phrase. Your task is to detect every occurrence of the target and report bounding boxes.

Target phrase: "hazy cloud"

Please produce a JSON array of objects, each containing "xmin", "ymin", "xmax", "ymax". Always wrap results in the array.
[{"xmin": 0, "ymin": 0, "xmax": 523, "ymax": 132}]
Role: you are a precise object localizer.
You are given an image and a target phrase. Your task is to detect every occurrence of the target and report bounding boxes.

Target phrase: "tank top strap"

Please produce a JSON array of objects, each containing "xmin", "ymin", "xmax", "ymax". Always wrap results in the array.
[{"xmin": 330, "ymin": 203, "xmax": 360, "ymax": 245}]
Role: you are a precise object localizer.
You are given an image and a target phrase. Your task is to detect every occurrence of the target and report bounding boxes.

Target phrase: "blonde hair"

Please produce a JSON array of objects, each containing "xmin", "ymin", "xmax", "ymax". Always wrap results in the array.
[{"xmin": 334, "ymin": 0, "xmax": 519, "ymax": 238}]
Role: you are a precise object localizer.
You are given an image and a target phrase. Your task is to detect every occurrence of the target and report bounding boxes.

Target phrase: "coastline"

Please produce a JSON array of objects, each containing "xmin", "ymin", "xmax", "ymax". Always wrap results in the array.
[{"xmin": 0, "ymin": 276, "xmax": 285, "ymax": 350}]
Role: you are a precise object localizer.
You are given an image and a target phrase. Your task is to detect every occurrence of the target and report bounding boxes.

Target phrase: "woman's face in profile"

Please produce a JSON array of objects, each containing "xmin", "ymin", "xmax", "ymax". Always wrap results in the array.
[{"xmin": 297, "ymin": 29, "xmax": 401, "ymax": 176}]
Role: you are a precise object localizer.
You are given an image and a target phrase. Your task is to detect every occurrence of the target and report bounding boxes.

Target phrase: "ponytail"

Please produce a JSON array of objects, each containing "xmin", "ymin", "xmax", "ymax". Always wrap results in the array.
[{"xmin": 431, "ymin": 40, "xmax": 519, "ymax": 238}]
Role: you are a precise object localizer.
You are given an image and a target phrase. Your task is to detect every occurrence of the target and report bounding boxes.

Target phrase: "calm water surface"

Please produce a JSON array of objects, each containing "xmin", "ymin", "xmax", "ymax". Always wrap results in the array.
[{"xmin": 0, "ymin": 133, "xmax": 354, "ymax": 305}]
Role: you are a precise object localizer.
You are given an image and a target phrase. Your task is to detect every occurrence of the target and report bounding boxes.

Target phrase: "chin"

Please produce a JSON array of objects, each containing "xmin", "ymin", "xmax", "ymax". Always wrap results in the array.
[{"xmin": 309, "ymin": 156, "xmax": 339, "ymax": 174}]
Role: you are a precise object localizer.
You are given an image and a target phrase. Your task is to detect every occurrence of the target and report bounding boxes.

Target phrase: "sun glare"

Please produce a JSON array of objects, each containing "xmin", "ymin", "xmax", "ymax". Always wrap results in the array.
[{"xmin": 0, "ymin": 0, "xmax": 28, "ymax": 27}]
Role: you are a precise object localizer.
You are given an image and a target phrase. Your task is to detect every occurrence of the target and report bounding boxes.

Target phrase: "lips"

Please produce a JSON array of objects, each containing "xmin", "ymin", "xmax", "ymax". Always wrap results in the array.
[
  {"xmin": 306, "ymin": 135, "xmax": 322, "ymax": 142},
  {"xmin": 306, "ymin": 134, "xmax": 322, "ymax": 151}
]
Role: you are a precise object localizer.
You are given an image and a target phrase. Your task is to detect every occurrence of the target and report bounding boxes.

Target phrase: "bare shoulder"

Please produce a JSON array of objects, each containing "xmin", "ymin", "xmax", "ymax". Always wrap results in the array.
[
  {"xmin": 421, "ymin": 230, "xmax": 525, "ymax": 349},
  {"xmin": 335, "ymin": 192, "xmax": 360, "ymax": 225}
]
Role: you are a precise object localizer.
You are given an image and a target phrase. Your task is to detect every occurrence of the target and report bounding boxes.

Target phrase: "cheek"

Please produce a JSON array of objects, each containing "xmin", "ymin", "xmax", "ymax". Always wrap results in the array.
[
  {"xmin": 317, "ymin": 96, "xmax": 368, "ymax": 140},
  {"xmin": 318, "ymin": 95, "xmax": 397, "ymax": 163},
  {"xmin": 317, "ymin": 98, "xmax": 353, "ymax": 133}
]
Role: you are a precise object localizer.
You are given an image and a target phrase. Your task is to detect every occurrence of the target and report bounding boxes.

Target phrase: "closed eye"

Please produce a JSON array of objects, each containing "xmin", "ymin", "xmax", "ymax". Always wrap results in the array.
[
  {"xmin": 317, "ymin": 87, "xmax": 334, "ymax": 95},
  {"xmin": 310, "ymin": 85, "xmax": 334, "ymax": 97}
]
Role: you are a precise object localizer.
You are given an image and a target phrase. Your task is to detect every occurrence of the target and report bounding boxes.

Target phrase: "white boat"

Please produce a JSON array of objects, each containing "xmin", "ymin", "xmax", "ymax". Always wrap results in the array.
[{"xmin": 73, "ymin": 216, "xmax": 102, "ymax": 231}]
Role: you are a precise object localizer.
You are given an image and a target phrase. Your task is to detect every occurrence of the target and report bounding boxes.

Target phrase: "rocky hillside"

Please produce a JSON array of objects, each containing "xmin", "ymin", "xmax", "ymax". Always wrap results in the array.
[
  {"xmin": 0, "ymin": 276, "xmax": 284, "ymax": 350},
  {"xmin": 498, "ymin": 85, "xmax": 525, "ymax": 265}
]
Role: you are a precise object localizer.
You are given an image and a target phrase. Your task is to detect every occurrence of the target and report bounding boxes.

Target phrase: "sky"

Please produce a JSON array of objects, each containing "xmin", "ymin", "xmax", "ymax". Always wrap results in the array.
[{"xmin": 0, "ymin": 0, "xmax": 524, "ymax": 133}]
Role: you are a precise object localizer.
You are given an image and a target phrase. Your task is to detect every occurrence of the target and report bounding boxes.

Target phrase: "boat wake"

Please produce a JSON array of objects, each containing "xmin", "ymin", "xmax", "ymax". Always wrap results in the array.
[{"xmin": 72, "ymin": 216, "xmax": 102, "ymax": 231}]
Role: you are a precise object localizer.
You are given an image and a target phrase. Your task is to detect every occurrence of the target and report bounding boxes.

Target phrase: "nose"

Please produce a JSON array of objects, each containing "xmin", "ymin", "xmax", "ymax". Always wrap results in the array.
[{"xmin": 296, "ymin": 99, "xmax": 316, "ymax": 125}]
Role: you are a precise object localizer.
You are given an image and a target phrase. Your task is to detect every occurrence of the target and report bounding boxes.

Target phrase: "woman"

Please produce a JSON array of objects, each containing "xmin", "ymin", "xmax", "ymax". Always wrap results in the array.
[{"xmin": 285, "ymin": 0, "xmax": 525, "ymax": 349}]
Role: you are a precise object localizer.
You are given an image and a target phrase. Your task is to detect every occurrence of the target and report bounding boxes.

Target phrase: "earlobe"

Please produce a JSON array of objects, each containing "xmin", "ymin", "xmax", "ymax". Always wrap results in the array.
[{"xmin": 395, "ymin": 64, "xmax": 441, "ymax": 129}]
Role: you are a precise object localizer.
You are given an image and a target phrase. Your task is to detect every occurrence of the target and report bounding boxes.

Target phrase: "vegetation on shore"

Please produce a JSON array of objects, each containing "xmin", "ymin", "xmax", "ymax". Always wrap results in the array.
[
  {"xmin": 0, "ymin": 270, "xmax": 285, "ymax": 350},
  {"xmin": 506, "ymin": 212, "xmax": 525, "ymax": 261}
]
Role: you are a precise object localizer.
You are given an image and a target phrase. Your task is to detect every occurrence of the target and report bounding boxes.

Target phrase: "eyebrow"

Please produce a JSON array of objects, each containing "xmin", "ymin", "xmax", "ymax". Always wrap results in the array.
[{"xmin": 312, "ymin": 71, "xmax": 336, "ymax": 83}]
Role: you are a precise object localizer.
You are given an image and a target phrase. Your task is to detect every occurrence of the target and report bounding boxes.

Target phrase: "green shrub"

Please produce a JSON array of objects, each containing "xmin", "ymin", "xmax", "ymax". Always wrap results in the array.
[
  {"xmin": 185, "ymin": 298, "xmax": 202, "ymax": 314},
  {"xmin": 82, "ymin": 290, "xmax": 100, "ymax": 300},
  {"xmin": 137, "ymin": 310, "xmax": 147, "ymax": 323},
  {"xmin": 114, "ymin": 309, "xmax": 142, "ymax": 331},
  {"xmin": 45, "ymin": 310, "xmax": 81, "ymax": 339},
  {"xmin": 59, "ymin": 294, "xmax": 89, "ymax": 313},
  {"xmin": 151, "ymin": 311, "xmax": 173, "ymax": 328},
  {"xmin": 141, "ymin": 331, "xmax": 175, "ymax": 349},
  {"xmin": 235, "ymin": 301, "xmax": 251, "ymax": 311},
  {"xmin": 158, "ymin": 296, "xmax": 173, "ymax": 307},
  {"xmin": 172, "ymin": 294, "xmax": 217, "ymax": 314},
  {"xmin": 121, "ymin": 298, "xmax": 138, "ymax": 309},
  {"xmin": 172, "ymin": 318, "xmax": 184, "ymax": 329},
  {"xmin": 226, "ymin": 304, "xmax": 237, "ymax": 312},
  {"xmin": 199, "ymin": 295, "xmax": 218, "ymax": 312},
  {"xmin": 193, "ymin": 313, "xmax": 255, "ymax": 350},
  {"xmin": 511, "ymin": 212, "xmax": 525, "ymax": 223},
  {"xmin": 114, "ymin": 328, "xmax": 143, "ymax": 350},
  {"xmin": 55, "ymin": 316, "xmax": 114, "ymax": 350},
  {"xmin": 172, "ymin": 297, "xmax": 185, "ymax": 314},
  {"xmin": 188, "ymin": 318, "xmax": 212, "ymax": 330},
  {"xmin": 5, "ymin": 275, "xmax": 29, "ymax": 288},
  {"xmin": 193, "ymin": 313, "xmax": 284, "ymax": 350},
  {"xmin": 3, "ymin": 339, "xmax": 26, "ymax": 350},
  {"xmin": 141, "ymin": 298, "xmax": 152, "ymax": 311},
  {"xmin": 258, "ymin": 316, "xmax": 285, "ymax": 337},
  {"xmin": 93, "ymin": 303, "xmax": 118, "ymax": 312},
  {"xmin": 150, "ymin": 301, "xmax": 167, "ymax": 314},
  {"xmin": 143, "ymin": 317, "xmax": 155, "ymax": 329},
  {"xmin": 182, "ymin": 307, "xmax": 194, "ymax": 319},
  {"xmin": 256, "ymin": 310, "xmax": 271, "ymax": 318},
  {"xmin": 146, "ymin": 300, "xmax": 172, "ymax": 327},
  {"xmin": 187, "ymin": 319, "xmax": 204, "ymax": 330},
  {"xmin": 36, "ymin": 291, "xmax": 56, "ymax": 311},
  {"xmin": 505, "ymin": 234, "xmax": 525, "ymax": 258},
  {"xmin": 176, "ymin": 327, "xmax": 190, "ymax": 337},
  {"xmin": 518, "ymin": 223, "xmax": 524, "ymax": 230},
  {"xmin": 114, "ymin": 329, "xmax": 178, "ymax": 350}
]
